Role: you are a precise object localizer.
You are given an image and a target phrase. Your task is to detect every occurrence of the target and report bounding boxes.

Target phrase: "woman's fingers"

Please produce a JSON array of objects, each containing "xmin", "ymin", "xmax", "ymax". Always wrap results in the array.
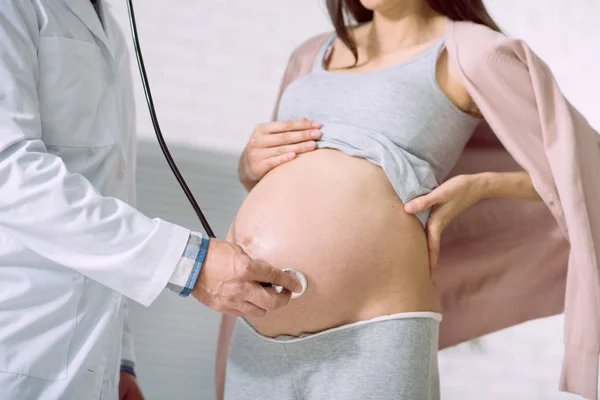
[
  {"xmin": 255, "ymin": 152, "xmax": 296, "ymax": 176},
  {"xmin": 426, "ymin": 205, "xmax": 447, "ymax": 269},
  {"xmin": 252, "ymin": 139, "xmax": 317, "ymax": 172},
  {"xmin": 261, "ymin": 128, "xmax": 322, "ymax": 148},
  {"xmin": 405, "ymin": 191, "xmax": 442, "ymax": 214},
  {"xmin": 426, "ymin": 219, "xmax": 442, "ymax": 269},
  {"xmin": 428, "ymin": 233, "xmax": 441, "ymax": 269},
  {"xmin": 258, "ymin": 119, "xmax": 320, "ymax": 135},
  {"xmin": 244, "ymin": 119, "xmax": 322, "ymax": 183},
  {"xmin": 271, "ymin": 140, "xmax": 317, "ymax": 156}
]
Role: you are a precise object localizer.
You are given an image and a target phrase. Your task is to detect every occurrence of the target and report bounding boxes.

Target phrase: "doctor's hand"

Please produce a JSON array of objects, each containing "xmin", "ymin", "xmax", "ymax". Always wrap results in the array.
[
  {"xmin": 239, "ymin": 118, "xmax": 322, "ymax": 191},
  {"xmin": 119, "ymin": 371, "xmax": 144, "ymax": 400},
  {"xmin": 192, "ymin": 239, "xmax": 302, "ymax": 317}
]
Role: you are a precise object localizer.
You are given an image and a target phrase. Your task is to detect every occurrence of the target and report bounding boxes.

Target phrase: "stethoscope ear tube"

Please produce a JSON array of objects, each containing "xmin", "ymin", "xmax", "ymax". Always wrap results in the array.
[{"xmin": 125, "ymin": 0, "xmax": 216, "ymax": 238}]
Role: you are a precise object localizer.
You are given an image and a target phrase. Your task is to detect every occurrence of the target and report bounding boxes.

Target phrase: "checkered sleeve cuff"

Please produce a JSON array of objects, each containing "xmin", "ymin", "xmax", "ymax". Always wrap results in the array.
[{"xmin": 166, "ymin": 232, "xmax": 210, "ymax": 297}]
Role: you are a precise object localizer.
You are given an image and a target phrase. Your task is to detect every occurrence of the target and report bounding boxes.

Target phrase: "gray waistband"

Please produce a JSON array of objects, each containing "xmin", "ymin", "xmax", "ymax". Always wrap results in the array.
[{"xmin": 240, "ymin": 311, "xmax": 442, "ymax": 344}]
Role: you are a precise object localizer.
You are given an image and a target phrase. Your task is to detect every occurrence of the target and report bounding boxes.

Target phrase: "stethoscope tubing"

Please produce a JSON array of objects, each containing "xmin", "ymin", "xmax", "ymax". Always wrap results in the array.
[
  {"xmin": 125, "ymin": 0, "xmax": 216, "ymax": 238},
  {"xmin": 125, "ymin": 1, "xmax": 307, "ymax": 297}
]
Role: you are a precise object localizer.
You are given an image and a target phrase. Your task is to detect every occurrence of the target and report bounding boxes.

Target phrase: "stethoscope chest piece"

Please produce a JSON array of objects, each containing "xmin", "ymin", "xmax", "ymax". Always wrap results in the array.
[{"xmin": 274, "ymin": 268, "xmax": 307, "ymax": 299}]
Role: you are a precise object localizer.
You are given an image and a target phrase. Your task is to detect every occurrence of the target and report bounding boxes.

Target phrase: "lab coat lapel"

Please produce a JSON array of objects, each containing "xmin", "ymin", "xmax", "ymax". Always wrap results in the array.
[
  {"xmin": 63, "ymin": 0, "xmax": 110, "ymax": 50},
  {"xmin": 98, "ymin": 2, "xmax": 121, "ymax": 63}
]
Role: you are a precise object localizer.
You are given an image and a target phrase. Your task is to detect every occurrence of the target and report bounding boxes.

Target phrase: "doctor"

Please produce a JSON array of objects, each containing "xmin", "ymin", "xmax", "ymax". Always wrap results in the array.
[{"xmin": 0, "ymin": 1, "xmax": 303, "ymax": 399}]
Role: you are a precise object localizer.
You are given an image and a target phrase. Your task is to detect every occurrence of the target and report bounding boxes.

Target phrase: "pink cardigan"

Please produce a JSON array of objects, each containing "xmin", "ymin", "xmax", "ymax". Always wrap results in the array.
[{"xmin": 215, "ymin": 19, "xmax": 600, "ymax": 399}]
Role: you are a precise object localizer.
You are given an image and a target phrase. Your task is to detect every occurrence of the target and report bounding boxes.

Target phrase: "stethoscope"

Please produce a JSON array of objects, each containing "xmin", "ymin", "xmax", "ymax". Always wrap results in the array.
[{"xmin": 125, "ymin": 0, "xmax": 307, "ymax": 299}]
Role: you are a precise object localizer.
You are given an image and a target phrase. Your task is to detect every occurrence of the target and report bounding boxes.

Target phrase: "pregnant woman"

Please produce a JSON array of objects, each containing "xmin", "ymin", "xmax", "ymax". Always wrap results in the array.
[{"xmin": 215, "ymin": 0, "xmax": 600, "ymax": 399}]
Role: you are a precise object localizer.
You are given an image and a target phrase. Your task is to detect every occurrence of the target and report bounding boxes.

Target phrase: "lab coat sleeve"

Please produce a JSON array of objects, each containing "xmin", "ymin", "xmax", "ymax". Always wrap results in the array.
[
  {"xmin": 0, "ymin": 1, "xmax": 190, "ymax": 306},
  {"xmin": 121, "ymin": 299, "xmax": 137, "ymax": 366}
]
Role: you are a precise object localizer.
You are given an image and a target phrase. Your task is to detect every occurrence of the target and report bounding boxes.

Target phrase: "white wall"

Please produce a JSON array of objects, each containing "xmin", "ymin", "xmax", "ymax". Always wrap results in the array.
[{"xmin": 105, "ymin": 0, "xmax": 600, "ymax": 399}]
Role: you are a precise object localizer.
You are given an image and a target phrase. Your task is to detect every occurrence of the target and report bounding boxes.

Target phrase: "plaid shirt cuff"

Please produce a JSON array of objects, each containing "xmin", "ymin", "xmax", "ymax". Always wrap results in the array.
[{"xmin": 166, "ymin": 233, "xmax": 210, "ymax": 297}]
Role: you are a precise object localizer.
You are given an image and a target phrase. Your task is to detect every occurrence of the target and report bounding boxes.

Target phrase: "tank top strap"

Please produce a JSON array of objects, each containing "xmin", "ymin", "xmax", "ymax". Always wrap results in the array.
[
  {"xmin": 311, "ymin": 32, "xmax": 337, "ymax": 72},
  {"xmin": 433, "ymin": 35, "xmax": 447, "ymax": 55},
  {"xmin": 427, "ymin": 35, "xmax": 447, "ymax": 78}
]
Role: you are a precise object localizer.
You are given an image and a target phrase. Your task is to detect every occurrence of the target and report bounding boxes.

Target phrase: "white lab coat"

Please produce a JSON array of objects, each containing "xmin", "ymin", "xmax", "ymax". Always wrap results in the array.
[{"xmin": 0, "ymin": 1, "xmax": 190, "ymax": 399}]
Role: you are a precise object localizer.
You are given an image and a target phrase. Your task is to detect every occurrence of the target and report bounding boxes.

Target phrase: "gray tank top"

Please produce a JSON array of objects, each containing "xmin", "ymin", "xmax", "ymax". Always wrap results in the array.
[{"xmin": 276, "ymin": 33, "xmax": 481, "ymax": 226}]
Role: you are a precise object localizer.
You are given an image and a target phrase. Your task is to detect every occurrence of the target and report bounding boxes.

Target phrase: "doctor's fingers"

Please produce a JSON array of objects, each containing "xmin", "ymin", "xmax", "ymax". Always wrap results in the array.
[
  {"xmin": 236, "ymin": 301, "xmax": 268, "ymax": 318},
  {"xmin": 246, "ymin": 283, "xmax": 292, "ymax": 312},
  {"xmin": 219, "ymin": 301, "xmax": 266, "ymax": 318},
  {"xmin": 243, "ymin": 260, "xmax": 303, "ymax": 293}
]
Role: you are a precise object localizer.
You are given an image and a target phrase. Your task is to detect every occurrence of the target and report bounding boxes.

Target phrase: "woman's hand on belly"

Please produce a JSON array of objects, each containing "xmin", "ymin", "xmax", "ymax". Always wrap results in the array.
[{"xmin": 239, "ymin": 118, "xmax": 322, "ymax": 191}]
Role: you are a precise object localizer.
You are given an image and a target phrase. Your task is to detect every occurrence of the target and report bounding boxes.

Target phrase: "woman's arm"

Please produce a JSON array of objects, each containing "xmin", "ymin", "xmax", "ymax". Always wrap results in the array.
[
  {"xmin": 477, "ymin": 171, "xmax": 541, "ymax": 201},
  {"xmin": 406, "ymin": 45, "xmax": 543, "ymax": 267},
  {"xmin": 404, "ymin": 171, "xmax": 542, "ymax": 268},
  {"xmin": 405, "ymin": 171, "xmax": 541, "ymax": 215}
]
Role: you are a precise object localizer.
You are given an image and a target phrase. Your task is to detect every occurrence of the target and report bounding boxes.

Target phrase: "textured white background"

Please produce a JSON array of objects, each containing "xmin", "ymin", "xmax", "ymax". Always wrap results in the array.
[{"xmin": 105, "ymin": 0, "xmax": 600, "ymax": 399}]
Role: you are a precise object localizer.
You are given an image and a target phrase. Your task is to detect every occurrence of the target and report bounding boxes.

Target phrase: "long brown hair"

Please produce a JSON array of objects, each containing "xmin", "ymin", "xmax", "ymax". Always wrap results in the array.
[{"xmin": 326, "ymin": 0, "xmax": 501, "ymax": 63}]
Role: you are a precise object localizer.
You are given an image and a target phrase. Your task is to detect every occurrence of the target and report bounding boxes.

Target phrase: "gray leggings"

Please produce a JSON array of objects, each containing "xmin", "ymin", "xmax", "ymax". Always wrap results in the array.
[{"xmin": 224, "ymin": 312, "xmax": 441, "ymax": 400}]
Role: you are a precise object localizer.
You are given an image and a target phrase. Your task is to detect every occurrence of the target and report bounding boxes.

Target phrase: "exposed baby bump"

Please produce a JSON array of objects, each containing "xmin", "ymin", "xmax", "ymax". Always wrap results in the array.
[
  {"xmin": 230, "ymin": 149, "xmax": 438, "ymax": 336},
  {"xmin": 230, "ymin": 207, "xmax": 371, "ymax": 278}
]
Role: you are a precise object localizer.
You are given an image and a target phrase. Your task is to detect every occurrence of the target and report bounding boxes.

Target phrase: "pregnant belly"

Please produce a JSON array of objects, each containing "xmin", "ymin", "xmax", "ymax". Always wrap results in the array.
[{"xmin": 228, "ymin": 149, "xmax": 440, "ymax": 337}]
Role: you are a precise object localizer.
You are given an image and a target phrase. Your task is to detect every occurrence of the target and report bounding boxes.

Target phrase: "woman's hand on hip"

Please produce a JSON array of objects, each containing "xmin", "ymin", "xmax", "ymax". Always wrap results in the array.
[
  {"xmin": 239, "ymin": 118, "xmax": 322, "ymax": 191},
  {"xmin": 404, "ymin": 174, "xmax": 487, "ymax": 269}
]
